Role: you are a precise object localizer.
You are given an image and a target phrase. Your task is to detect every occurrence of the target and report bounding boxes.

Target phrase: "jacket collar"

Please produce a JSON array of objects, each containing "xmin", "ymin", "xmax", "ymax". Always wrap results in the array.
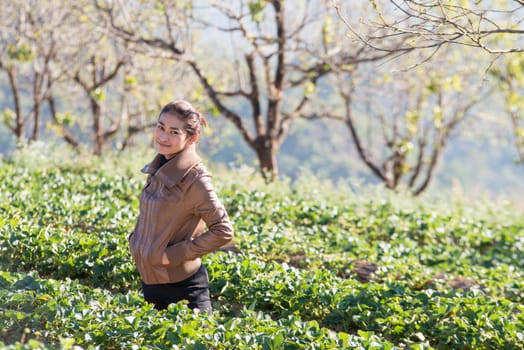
[{"xmin": 141, "ymin": 144, "xmax": 201, "ymax": 187}]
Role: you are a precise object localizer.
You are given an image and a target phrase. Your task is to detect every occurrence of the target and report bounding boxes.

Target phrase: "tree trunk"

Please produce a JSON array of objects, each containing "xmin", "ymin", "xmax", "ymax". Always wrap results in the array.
[
  {"xmin": 253, "ymin": 136, "xmax": 278, "ymax": 180},
  {"xmin": 5, "ymin": 67, "xmax": 24, "ymax": 141},
  {"xmin": 31, "ymin": 107, "xmax": 40, "ymax": 141},
  {"xmin": 91, "ymin": 98, "xmax": 104, "ymax": 155},
  {"xmin": 30, "ymin": 71, "xmax": 43, "ymax": 141}
]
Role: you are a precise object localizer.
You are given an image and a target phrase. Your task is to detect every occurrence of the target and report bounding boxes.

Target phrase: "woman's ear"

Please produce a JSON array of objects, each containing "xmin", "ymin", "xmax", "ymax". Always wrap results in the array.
[{"xmin": 189, "ymin": 133, "xmax": 200, "ymax": 144}]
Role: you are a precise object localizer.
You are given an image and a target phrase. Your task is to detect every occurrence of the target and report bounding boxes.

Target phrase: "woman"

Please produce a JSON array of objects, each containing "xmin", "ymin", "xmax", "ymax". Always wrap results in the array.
[{"xmin": 129, "ymin": 100, "xmax": 234, "ymax": 313}]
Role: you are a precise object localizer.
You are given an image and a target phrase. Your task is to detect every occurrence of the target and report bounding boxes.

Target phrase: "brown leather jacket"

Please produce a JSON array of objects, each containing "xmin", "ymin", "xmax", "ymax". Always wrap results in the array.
[{"xmin": 129, "ymin": 145, "xmax": 234, "ymax": 284}]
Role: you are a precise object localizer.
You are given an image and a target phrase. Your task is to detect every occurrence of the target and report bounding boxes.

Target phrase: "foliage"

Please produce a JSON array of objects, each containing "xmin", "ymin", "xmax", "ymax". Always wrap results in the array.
[{"xmin": 0, "ymin": 147, "xmax": 523, "ymax": 348}]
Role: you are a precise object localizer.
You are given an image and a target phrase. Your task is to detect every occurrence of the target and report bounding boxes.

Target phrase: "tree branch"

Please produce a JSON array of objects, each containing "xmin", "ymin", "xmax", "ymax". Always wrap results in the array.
[
  {"xmin": 187, "ymin": 60, "xmax": 255, "ymax": 146},
  {"xmin": 346, "ymin": 0, "xmax": 524, "ymax": 54},
  {"xmin": 47, "ymin": 94, "xmax": 79, "ymax": 147},
  {"xmin": 245, "ymin": 53, "xmax": 264, "ymax": 135},
  {"xmin": 278, "ymin": 95, "xmax": 310, "ymax": 145},
  {"xmin": 95, "ymin": 0, "xmax": 185, "ymax": 55}
]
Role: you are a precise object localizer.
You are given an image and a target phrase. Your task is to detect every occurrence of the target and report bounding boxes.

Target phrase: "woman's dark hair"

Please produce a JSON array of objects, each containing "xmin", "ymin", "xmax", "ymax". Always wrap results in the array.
[{"xmin": 159, "ymin": 100, "xmax": 207, "ymax": 136}]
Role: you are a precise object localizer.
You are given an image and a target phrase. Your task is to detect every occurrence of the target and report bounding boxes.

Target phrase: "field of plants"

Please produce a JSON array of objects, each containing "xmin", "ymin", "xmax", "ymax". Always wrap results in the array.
[{"xmin": 1, "ymin": 147, "xmax": 523, "ymax": 349}]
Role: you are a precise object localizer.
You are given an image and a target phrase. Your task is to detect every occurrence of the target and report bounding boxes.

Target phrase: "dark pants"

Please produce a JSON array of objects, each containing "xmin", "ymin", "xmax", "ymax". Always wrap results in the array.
[{"xmin": 141, "ymin": 264, "xmax": 211, "ymax": 313}]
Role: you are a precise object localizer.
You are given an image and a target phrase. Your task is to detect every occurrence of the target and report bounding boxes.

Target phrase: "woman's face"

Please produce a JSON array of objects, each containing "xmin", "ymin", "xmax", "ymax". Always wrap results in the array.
[{"xmin": 154, "ymin": 113, "xmax": 193, "ymax": 159}]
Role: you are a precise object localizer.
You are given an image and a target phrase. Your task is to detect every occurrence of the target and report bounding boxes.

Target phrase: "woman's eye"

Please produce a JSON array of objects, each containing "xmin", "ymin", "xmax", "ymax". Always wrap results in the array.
[{"xmin": 170, "ymin": 130, "xmax": 181, "ymax": 135}]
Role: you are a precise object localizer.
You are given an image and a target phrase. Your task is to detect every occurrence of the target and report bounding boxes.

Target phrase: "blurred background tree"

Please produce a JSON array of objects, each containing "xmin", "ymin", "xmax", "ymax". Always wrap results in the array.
[
  {"xmin": 304, "ymin": 47, "xmax": 490, "ymax": 194},
  {"xmin": 0, "ymin": 0, "xmax": 70, "ymax": 142},
  {"xmin": 0, "ymin": 0, "xmax": 522, "ymax": 200},
  {"xmin": 96, "ymin": 0, "xmax": 404, "ymax": 179},
  {"xmin": 335, "ymin": 0, "xmax": 524, "ymax": 168}
]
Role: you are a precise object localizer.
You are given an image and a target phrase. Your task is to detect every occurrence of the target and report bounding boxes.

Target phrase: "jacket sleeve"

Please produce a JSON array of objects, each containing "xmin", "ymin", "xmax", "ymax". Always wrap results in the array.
[{"xmin": 163, "ymin": 173, "xmax": 234, "ymax": 266}]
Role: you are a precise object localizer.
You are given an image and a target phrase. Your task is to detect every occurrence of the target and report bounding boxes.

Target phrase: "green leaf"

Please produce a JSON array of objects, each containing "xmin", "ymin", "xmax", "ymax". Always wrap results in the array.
[
  {"xmin": 59, "ymin": 337, "xmax": 77, "ymax": 350},
  {"xmin": 2, "ymin": 108, "xmax": 15, "ymax": 126},
  {"xmin": 7, "ymin": 43, "xmax": 35, "ymax": 61},
  {"xmin": 91, "ymin": 88, "xmax": 106, "ymax": 102},
  {"xmin": 322, "ymin": 17, "xmax": 334, "ymax": 45},
  {"xmin": 248, "ymin": 0, "xmax": 267, "ymax": 22},
  {"xmin": 425, "ymin": 76, "xmax": 441, "ymax": 94},
  {"xmin": 210, "ymin": 106, "xmax": 220, "ymax": 117},
  {"xmin": 304, "ymin": 81, "xmax": 316, "ymax": 97},
  {"xmin": 433, "ymin": 106, "xmax": 443, "ymax": 128},
  {"xmin": 124, "ymin": 75, "xmax": 138, "ymax": 85},
  {"xmin": 272, "ymin": 332, "xmax": 284, "ymax": 348}
]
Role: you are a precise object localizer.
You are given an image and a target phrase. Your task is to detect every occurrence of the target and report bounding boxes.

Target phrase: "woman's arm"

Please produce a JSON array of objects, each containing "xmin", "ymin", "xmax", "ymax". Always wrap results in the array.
[{"xmin": 162, "ymin": 173, "xmax": 234, "ymax": 266}]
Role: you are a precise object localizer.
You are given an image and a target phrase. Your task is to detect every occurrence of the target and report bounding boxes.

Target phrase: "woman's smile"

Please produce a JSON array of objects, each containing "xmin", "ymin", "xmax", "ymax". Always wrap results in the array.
[{"xmin": 156, "ymin": 141, "xmax": 171, "ymax": 148}]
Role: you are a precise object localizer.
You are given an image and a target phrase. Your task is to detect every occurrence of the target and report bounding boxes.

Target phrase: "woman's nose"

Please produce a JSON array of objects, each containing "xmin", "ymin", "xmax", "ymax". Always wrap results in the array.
[{"xmin": 157, "ymin": 130, "xmax": 169, "ymax": 141}]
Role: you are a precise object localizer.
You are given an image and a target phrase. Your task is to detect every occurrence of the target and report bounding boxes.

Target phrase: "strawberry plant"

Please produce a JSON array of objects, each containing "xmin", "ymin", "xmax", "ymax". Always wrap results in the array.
[{"xmin": 1, "ymin": 151, "xmax": 523, "ymax": 349}]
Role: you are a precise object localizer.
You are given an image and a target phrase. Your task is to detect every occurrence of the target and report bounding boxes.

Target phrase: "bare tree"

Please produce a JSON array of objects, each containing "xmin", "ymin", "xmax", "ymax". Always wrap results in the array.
[
  {"xmin": 0, "ymin": 1, "xmax": 221, "ymax": 154},
  {"xmin": 72, "ymin": 55, "xmax": 127, "ymax": 155},
  {"xmin": 96, "ymin": 0, "xmax": 402, "ymax": 179},
  {"xmin": 335, "ymin": 0, "xmax": 524, "ymax": 56},
  {"xmin": 334, "ymin": 0, "xmax": 524, "ymax": 173},
  {"xmin": 0, "ymin": 1, "xmax": 70, "ymax": 142},
  {"xmin": 305, "ymin": 51, "xmax": 489, "ymax": 195},
  {"xmin": 52, "ymin": 2, "xmax": 141, "ymax": 155}
]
